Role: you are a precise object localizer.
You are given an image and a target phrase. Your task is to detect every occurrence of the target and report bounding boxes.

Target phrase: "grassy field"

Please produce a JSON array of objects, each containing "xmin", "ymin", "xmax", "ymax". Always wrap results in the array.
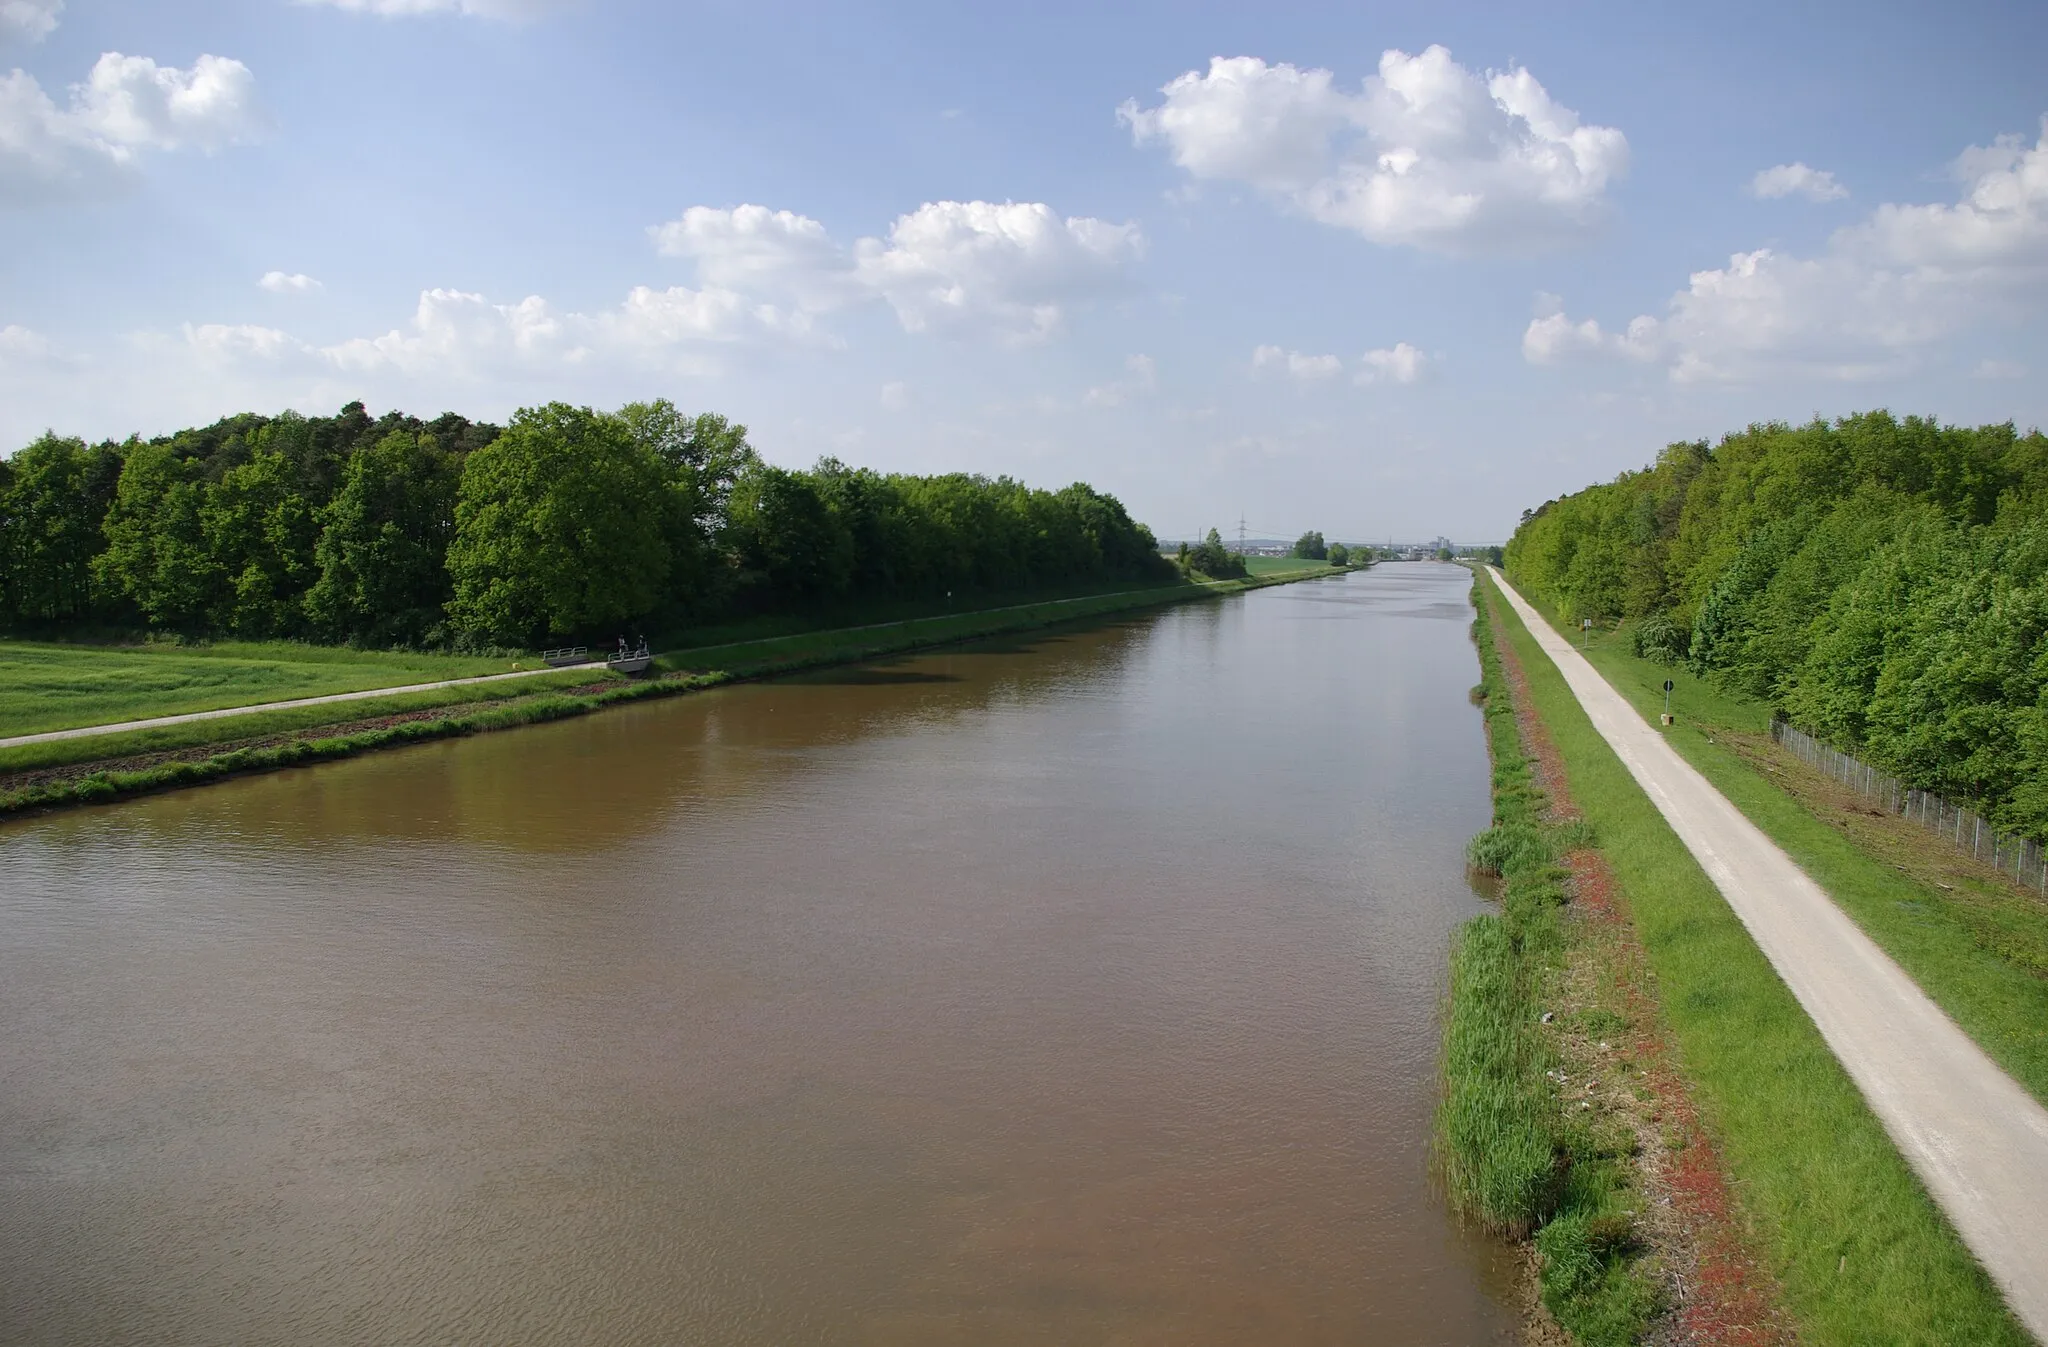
[
  {"xmin": 1241, "ymin": 555, "xmax": 1346, "ymax": 577},
  {"xmin": 1480, "ymin": 568, "xmax": 2026, "ymax": 1345},
  {"xmin": 1542, "ymin": 602, "xmax": 2048, "ymax": 1109},
  {"xmin": 0, "ymin": 640, "xmax": 523, "ymax": 738},
  {"xmin": 2, "ymin": 564, "xmax": 1344, "ymax": 809}
]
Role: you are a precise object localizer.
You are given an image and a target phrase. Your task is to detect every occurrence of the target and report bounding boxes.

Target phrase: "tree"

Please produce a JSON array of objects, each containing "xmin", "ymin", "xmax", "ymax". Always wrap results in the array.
[
  {"xmin": 1291, "ymin": 530, "xmax": 1328, "ymax": 560},
  {"xmin": 725, "ymin": 463, "xmax": 855, "ymax": 603},
  {"xmin": 306, "ymin": 430, "xmax": 461, "ymax": 646},
  {"xmin": 446, "ymin": 403, "xmax": 670, "ymax": 647},
  {"xmin": 1328, "ymin": 543, "xmax": 1351, "ymax": 566},
  {"xmin": 94, "ymin": 440, "xmax": 223, "ymax": 629},
  {"xmin": 1187, "ymin": 527, "xmax": 1246, "ymax": 579},
  {"xmin": 1, "ymin": 433, "xmax": 118, "ymax": 625},
  {"xmin": 199, "ymin": 448, "xmax": 319, "ymax": 637}
]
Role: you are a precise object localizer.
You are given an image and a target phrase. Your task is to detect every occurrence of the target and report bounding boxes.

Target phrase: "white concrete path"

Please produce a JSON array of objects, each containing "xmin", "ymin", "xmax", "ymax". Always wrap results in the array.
[
  {"xmin": 1490, "ymin": 568, "xmax": 2048, "ymax": 1341},
  {"xmin": 0, "ymin": 664, "xmax": 593, "ymax": 750}
]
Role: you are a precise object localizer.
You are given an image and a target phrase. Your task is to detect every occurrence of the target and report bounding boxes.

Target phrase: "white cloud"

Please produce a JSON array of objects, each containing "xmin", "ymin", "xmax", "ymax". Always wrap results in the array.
[
  {"xmin": 259, "ymin": 270, "xmax": 322, "ymax": 294},
  {"xmin": 0, "ymin": 321, "xmax": 51, "ymax": 360},
  {"xmin": 1084, "ymin": 352, "xmax": 1158, "ymax": 407},
  {"xmin": 0, "ymin": 51, "xmax": 265, "ymax": 206},
  {"xmin": 1527, "ymin": 119, "xmax": 2048, "ymax": 382},
  {"xmin": 1120, "ymin": 47, "xmax": 1627, "ymax": 254},
  {"xmin": 649, "ymin": 199, "xmax": 1144, "ymax": 341},
  {"xmin": 294, "ymin": 0, "xmax": 570, "ymax": 18},
  {"xmin": 1252, "ymin": 344, "xmax": 1342, "ymax": 380},
  {"xmin": 1750, "ymin": 162, "xmax": 1847, "ymax": 201},
  {"xmin": 879, "ymin": 380, "xmax": 909, "ymax": 410},
  {"xmin": 1974, "ymin": 358, "xmax": 2025, "ymax": 379},
  {"xmin": 1356, "ymin": 342, "xmax": 1427, "ymax": 384},
  {"xmin": 1521, "ymin": 312, "xmax": 1659, "ymax": 364},
  {"xmin": 0, "ymin": 0, "xmax": 61, "ymax": 44}
]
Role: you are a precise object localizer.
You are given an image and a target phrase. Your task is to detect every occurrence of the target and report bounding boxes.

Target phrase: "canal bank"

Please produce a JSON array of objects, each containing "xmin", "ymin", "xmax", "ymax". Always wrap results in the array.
[
  {"xmin": 1466, "ymin": 565, "xmax": 2031, "ymax": 1345},
  {"xmin": 0, "ymin": 565, "xmax": 1354, "ymax": 820}
]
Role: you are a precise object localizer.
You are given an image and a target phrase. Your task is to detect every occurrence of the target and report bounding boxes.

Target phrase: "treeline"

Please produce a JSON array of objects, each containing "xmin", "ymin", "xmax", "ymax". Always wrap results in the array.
[
  {"xmin": 1506, "ymin": 410, "xmax": 2048, "ymax": 838},
  {"xmin": 0, "ymin": 399, "xmax": 1170, "ymax": 649}
]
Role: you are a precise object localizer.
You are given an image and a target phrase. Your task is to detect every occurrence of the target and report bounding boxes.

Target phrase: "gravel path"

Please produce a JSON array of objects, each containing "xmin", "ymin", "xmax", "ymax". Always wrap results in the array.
[
  {"xmin": 0, "ymin": 664, "xmax": 593, "ymax": 750},
  {"xmin": 1490, "ymin": 568, "xmax": 2048, "ymax": 1340}
]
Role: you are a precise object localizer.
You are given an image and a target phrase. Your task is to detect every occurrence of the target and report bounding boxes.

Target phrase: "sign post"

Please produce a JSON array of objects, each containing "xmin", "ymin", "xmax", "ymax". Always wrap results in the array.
[{"xmin": 1662, "ymin": 678, "xmax": 1675, "ymax": 727}]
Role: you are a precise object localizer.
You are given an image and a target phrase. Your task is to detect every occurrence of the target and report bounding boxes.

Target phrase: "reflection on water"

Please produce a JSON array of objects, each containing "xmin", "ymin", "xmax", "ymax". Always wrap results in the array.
[{"xmin": 0, "ymin": 563, "xmax": 1516, "ymax": 1345}]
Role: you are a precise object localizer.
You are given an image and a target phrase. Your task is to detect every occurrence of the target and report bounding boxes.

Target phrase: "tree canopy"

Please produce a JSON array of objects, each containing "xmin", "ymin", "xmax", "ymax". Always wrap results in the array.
[
  {"xmin": 1505, "ymin": 411, "xmax": 2048, "ymax": 839},
  {"xmin": 0, "ymin": 397, "xmax": 1170, "ymax": 652}
]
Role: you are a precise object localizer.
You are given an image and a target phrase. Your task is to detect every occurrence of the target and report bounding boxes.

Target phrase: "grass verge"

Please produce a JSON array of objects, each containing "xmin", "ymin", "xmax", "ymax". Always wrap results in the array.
[
  {"xmin": 0, "ymin": 639, "xmax": 523, "ymax": 738},
  {"xmin": 1551, "ymin": 617, "xmax": 2048, "ymax": 1108},
  {"xmin": 1480, "ymin": 567, "xmax": 2028, "ymax": 1345},
  {"xmin": 1439, "ymin": 574, "xmax": 1659, "ymax": 1345},
  {"xmin": 0, "ymin": 566, "xmax": 1341, "ymax": 819}
]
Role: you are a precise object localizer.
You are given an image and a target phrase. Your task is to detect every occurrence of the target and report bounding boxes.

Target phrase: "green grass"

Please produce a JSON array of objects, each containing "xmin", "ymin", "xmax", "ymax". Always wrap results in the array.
[
  {"xmin": 2, "ymin": 565, "xmax": 1335, "ymax": 813},
  {"xmin": 1545, "ymin": 606, "xmax": 2048, "ymax": 1109},
  {"xmin": 1480, "ymin": 568, "xmax": 2027, "ymax": 1346},
  {"xmin": 1439, "ymin": 575, "xmax": 1658, "ymax": 1345},
  {"xmin": 0, "ymin": 639, "xmax": 521, "ymax": 737},
  {"xmin": 1241, "ymin": 554, "xmax": 1347, "ymax": 577}
]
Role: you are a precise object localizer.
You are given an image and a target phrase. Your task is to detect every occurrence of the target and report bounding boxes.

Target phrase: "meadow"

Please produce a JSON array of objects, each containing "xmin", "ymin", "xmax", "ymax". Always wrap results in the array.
[{"xmin": 0, "ymin": 640, "xmax": 522, "ymax": 738}]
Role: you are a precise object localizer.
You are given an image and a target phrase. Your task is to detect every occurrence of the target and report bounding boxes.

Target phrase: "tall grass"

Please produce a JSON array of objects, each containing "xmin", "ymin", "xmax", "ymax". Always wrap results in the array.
[{"xmin": 1437, "ymin": 574, "xmax": 1658, "ymax": 1344}]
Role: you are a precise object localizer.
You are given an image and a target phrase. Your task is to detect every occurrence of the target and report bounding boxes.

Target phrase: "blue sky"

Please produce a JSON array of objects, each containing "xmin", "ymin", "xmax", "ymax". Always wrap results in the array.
[{"xmin": 2, "ymin": 0, "xmax": 2044, "ymax": 542}]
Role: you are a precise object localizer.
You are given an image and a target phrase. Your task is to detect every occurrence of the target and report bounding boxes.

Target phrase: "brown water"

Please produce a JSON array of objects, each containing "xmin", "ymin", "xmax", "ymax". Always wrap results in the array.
[{"xmin": 0, "ymin": 562, "xmax": 1516, "ymax": 1345}]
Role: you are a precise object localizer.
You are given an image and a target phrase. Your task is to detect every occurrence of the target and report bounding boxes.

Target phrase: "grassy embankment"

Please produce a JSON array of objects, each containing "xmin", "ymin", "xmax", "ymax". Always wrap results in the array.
[
  {"xmin": 0, "ymin": 565, "xmax": 1350, "ymax": 816},
  {"xmin": 1551, "ymin": 612, "xmax": 2048, "ymax": 1107},
  {"xmin": 1439, "ymin": 574, "xmax": 1657, "ymax": 1345},
  {"xmin": 0, "ymin": 640, "xmax": 527, "ymax": 738},
  {"xmin": 1478, "ymin": 567, "xmax": 2026, "ymax": 1344}
]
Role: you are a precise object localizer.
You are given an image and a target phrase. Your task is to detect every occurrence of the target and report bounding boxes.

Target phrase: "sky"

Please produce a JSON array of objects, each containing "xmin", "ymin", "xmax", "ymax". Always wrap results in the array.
[{"xmin": 2, "ymin": 0, "xmax": 2045, "ymax": 544}]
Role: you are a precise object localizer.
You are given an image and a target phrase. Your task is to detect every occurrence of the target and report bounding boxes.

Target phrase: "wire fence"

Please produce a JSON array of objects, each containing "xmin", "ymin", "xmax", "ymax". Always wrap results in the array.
[{"xmin": 1770, "ymin": 720, "xmax": 2048, "ymax": 896}]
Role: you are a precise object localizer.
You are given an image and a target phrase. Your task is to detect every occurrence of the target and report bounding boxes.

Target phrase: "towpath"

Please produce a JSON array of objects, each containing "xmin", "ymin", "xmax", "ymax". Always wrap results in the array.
[{"xmin": 1489, "ymin": 567, "xmax": 2048, "ymax": 1340}]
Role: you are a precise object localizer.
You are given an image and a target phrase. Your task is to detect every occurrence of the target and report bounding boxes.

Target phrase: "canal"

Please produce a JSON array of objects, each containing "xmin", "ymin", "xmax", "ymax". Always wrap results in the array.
[{"xmin": 0, "ymin": 562, "xmax": 1516, "ymax": 1344}]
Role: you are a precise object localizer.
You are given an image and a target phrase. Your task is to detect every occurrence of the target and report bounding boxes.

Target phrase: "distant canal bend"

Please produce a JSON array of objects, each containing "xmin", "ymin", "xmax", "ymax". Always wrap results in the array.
[{"xmin": 0, "ymin": 562, "xmax": 1516, "ymax": 1345}]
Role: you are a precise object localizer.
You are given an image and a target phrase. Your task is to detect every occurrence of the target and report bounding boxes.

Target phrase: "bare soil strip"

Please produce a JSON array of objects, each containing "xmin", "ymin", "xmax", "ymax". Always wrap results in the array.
[{"xmin": 1490, "ymin": 568, "xmax": 2048, "ymax": 1339}]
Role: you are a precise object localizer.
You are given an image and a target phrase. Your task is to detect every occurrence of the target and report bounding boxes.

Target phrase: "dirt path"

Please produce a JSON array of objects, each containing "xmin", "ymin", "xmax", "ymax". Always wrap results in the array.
[
  {"xmin": 1489, "ymin": 568, "xmax": 2048, "ymax": 1341},
  {"xmin": 0, "ymin": 664, "xmax": 589, "ymax": 750}
]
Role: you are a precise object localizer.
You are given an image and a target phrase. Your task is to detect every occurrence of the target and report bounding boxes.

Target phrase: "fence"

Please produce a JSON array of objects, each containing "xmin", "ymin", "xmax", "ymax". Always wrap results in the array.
[{"xmin": 1770, "ymin": 720, "xmax": 2048, "ymax": 895}]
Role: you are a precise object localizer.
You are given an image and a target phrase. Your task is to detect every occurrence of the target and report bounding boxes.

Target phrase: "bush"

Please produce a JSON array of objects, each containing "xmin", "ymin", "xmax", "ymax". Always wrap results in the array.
[{"xmin": 1631, "ymin": 611, "xmax": 1690, "ymax": 664}]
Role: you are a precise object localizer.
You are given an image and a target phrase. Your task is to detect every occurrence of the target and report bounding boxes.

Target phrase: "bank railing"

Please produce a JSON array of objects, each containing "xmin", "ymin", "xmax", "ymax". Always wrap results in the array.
[{"xmin": 1770, "ymin": 720, "xmax": 2048, "ymax": 895}]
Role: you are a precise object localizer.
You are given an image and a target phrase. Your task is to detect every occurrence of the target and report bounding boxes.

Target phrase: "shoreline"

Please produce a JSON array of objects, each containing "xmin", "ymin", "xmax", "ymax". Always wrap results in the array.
[{"xmin": 0, "ymin": 564, "xmax": 1354, "ymax": 820}]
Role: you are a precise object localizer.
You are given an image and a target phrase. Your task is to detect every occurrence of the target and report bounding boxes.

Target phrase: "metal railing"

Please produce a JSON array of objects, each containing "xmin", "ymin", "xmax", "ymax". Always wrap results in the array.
[{"xmin": 1770, "ymin": 720, "xmax": 2048, "ymax": 895}]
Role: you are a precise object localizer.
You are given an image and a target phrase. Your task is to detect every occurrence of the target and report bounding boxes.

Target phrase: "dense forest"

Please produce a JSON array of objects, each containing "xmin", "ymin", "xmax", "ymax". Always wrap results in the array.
[
  {"xmin": 1506, "ymin": 410, "xmax": 2048, "ymax": 838},
  {"xmin": 0, "ymin": 400, "xmax": 1170, "ymax": 650}
]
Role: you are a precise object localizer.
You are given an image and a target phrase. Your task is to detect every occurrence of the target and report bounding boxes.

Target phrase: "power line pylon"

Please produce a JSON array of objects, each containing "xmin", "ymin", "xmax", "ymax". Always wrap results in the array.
[{"xmin": 1237, "ymin": 515, "xmax": 1247, "ymax": 556}]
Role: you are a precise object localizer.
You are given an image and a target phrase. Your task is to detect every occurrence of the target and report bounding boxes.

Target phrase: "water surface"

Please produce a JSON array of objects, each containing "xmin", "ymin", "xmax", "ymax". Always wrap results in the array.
[{"xmin": 0, "ymin": 562, "xmax": 1514, "ymax": 1344}]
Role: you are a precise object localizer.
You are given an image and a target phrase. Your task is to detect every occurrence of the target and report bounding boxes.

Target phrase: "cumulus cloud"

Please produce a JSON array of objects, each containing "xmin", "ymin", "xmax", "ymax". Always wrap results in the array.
[
  {"xmin": 650, "ymin": 199, "xmax": 1143, "ymax": 340},
  {"xmin": 1120, "ymin": 47, "xmax": 1626, "ymax": 254},
  {"xmin": 259, "ymin": 270, "xmax": 321, "ymax": 294},
  {"xmin": 0, "ymin": 321, "xmax": 51, "ymax": 360},
  {"xmin": 1355, "ymin": 342, "xmax": 1427, "ymax": 384},
  {"xmin": 1527, "ymin": 119, "xmax": 2048, "ymax": 381},
  {"xmin": 1084, "ymin": 352, "xmax": 1158, "ymax": 407},
  {"xmin": 0, "ymin": 51, "xmax": 266, "ymax": 205},
  {"xmin": 1252, "ymin": 344, "xmax": 1342, "ymax": 380},
  {"xmin": 294, "ymin": 0, "xmax": 570, "ymax": 17},
  {"xmin": 1750, "ymin": 162, "xmax": 1847, "ymax": 201},
  {"xmin": 0, "ymin": 0, "xmax": 61, "ymax": 44}
]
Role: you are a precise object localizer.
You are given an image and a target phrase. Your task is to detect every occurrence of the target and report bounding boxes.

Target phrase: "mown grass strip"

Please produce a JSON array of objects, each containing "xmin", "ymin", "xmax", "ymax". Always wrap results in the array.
[
  {"xmin": 1, "ymin": 565, "xmax": 1340, "ymax": 818},
  {"xmin": 1440, "ymin": 574, "xmax": 1657, "ymax": 1346},
  {"xmin": 1480, "ymin": 568, "xmax": 2027, "ymax": 1346}
]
